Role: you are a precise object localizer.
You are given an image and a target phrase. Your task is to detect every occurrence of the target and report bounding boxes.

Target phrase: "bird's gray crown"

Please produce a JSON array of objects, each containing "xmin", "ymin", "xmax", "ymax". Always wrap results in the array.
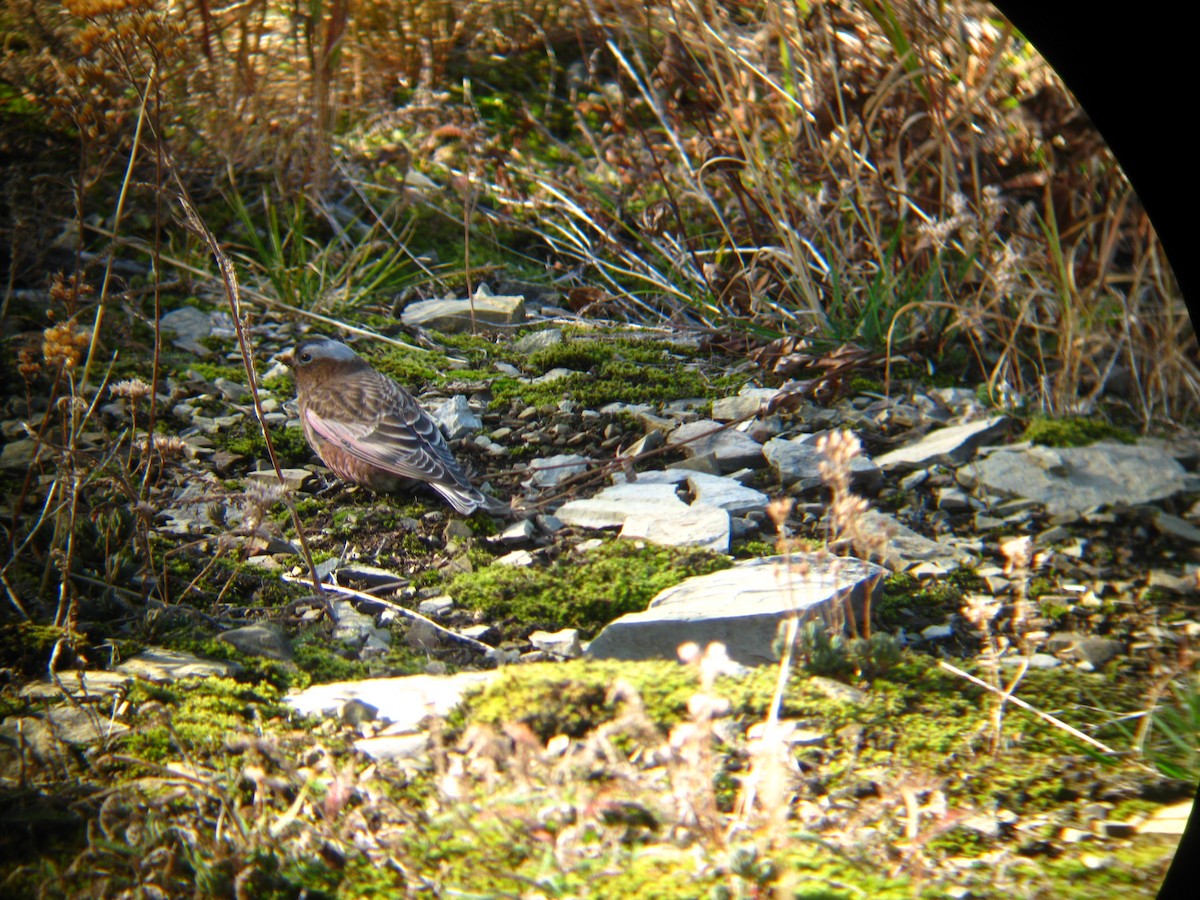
[{"xmin": 295, "ymin": 337, "xmax": 360, "ymax": 364}]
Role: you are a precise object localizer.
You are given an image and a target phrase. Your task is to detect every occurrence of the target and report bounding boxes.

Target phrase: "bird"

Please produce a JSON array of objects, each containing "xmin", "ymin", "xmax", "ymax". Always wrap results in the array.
[{"xmin": 282, "ymin": 336, "xmax": 499, "ymax": 515}]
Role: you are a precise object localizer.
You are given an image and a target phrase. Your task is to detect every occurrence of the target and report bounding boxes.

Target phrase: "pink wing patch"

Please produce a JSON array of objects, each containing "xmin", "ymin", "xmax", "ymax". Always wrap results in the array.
[{"xmin": 304, "ymin": 408, "xmax": 431, "ymax": 482}]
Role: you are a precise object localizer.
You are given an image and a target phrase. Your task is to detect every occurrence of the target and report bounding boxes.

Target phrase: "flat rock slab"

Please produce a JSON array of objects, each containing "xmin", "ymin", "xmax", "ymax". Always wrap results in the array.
[
  {"xmin": 160, "ymin": 306, "xmax": 216, "ymax": 357},
  {"xmin": 21, "ymin": 670, "xmax": 132, "ymax": 700},
  {"xmin": 973, "ymin": 440, "xmax": 1198, "ymax": 516},
  {"xmin": 686, "ymin": 472, "xmax": 770, "ymax": 515},
  {"xmin": 556, "ymin": 482, "xmax": 684, "ymax": 528},
  {"xmin": 0, "ymin": 705, "xmax": 129, "ymax": 753},
  {"xmin": 621, "ymin": 503, "xmax": 730, "ymax": 553},
  {"xmin": 874, "ymin": 416, "xmax": 1009, "ymax": 470},
  {"xmin": 585, "ymin": 553, "xmax": 887, "ymax": 666},
  {"xmin": 116, "ymin": 647, "xmax": 242, "ymax": 681},
  {"xmin": 711, "ymin": 388, "xmax": 781, "ymax": 422},
  {"xmin": 556, "ymin": 482, "xmax": 731, "ymax": 551},
  {"xmin": 218, "ymin": 623, "xmax": 293, "ymax": 661},
  {"xmin": 763, "ymin": 438, "xmax": 883, "ymax": 493},
  {"xmin": 401, "ymin": 290, "xmax": 525, "ymax": 333},
  {"xmin": 860, "ymin": 510, "xmax": 971, "ymax": 571},
  {"xmin": 667, "ymin": 420, "xmax": 764, "ymax": 472},
  {"xmin": 524, "ymin": 454, "xmax": 591, "ymax": 489},
  {"xmin": 286, "ymin": 671, "xmax": 499, "ymax": 735},
  {"xmin": 246, "ymin": 468, "xmax": 314, "ymax": 492}
]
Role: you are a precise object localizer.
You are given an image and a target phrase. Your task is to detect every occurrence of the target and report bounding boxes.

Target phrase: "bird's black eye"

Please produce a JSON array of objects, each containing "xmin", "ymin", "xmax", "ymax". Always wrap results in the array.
[{"xmin": 298, "ymin": 350, "xmax": 313, "ymax": 364}]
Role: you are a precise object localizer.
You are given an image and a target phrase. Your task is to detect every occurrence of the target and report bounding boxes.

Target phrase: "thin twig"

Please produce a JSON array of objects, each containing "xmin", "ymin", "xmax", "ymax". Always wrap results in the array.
[
  {"xmin": 938, "ymin": 660, "xmax": 1119, "ymax": 755},
  {"xmin": 280, "ymin": 573, "xmax": 503, "ymax": 660}
]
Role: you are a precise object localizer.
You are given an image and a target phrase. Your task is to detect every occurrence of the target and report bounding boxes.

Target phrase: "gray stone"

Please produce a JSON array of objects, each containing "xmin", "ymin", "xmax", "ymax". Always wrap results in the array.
[
  {"xmin": 1150, "ymin": 510, "xmax": 1200, "ymax": 543},
  {"xmin": 529, "ymin": 628, "xmax": 583, "ymax": 659},
  {"xmin": 859, "ymin": 510, "xmax": 970, "ymax": 571},
  {"xmin": 711, "ymin": 388, "xmax": 780, "ymax": 422},
  {"xmin": 514, "ymin": 328, "xmax": 563, "ymax": 353},
  {"xmin": 666, "ymin": 452, "xmax": 723, "ymax": 475},
  {"xmin": 524, "ymin": 454, "xmax": 590, "ymax": 489},
  {"xmin": 762, "ymin": 438, "xmax": 882, "ymax": 493},
  {"xmin": 0, "ymin": 438, "xmax": 44, "ymax": 472},
  {"xmin": 429, "ymin": 395, "xmax": 482, "ymax": 439},
  {"xmin": 667, "ymin": 419, "xmax": 764, "ymax": 472},
  {"xmin": 556, "ymin": 482, "xmax": 683, "ymax": 529},
  {"xmin": 936, "ymin": 486, "xmax": 973, "ymax": 511},
  {"xmin": 556, "ymin": 482, "xmax": 730, "ymax": 551},
  {"xmin": 116, "ymin": 647, "xmax": 241, "ymax": 680},
  {"xmin": 21, "ymin": 671, "xmax": 130, "ymax": 700},
  {"xmin": 586, "ymin": 553, "xmax": 886, "ymax": 665},
  {"xmin": 974, "ymin": 441, "xmax": 1196, "ymax": 517},
  {"xmin": 160, "ymin": 306, "xmax": 215, "ymax": 357},
  {"xmin": 331, "ymin": 599, "xmax": 391, "ymax": 655},
  {"xmin": 621, "ymin": 430, "xmax": 665, "ymax": 459},
  {"xmin": 417, "ymin": 595, "xmax": 455, "ymax": 617},
  {"xmin": 620, "ymin": 503, "xmax": 730, "ymax": 553},
  {"xmin": 246, "ymin": 468, "xmax": 313, "ymax": 492},
  {"xmin": 686, "ymin": 472, "xmax": 770, "ymax": 516},
  {"xmin": 218, "ymin": 623, "xmax": 292, "ymax": 661},
  {"xmin": 1046, "ymin": 632, "xmax": 1124, "ymax": 667},
  {"xmin": 494, "ymin": 549, "xmax": 535, "ymax": 566},
  {"xmin": 286, "ymin": 671, "xmax": 500, "ymax": 734},
  {"xmin": 0, "ymin": 706, "xmax": 128, "ymax": 754},
  {"xmin": 612, "ymin": 468, "xmax": 690, "ymax": 486},
  {"xmin": 401, "ymin": 286, "xmax": 525, "ymax": 333},
  {"xmin": 498, "ymin": 518, "xmax": 536, "ymax": 544},
  {"xmin": 874, "ymin": 416, "xmax": 1010, "ymax": 470},
  {"xmin": 212, "ymin": 376, "xmax": 251, "ymax": 402},
  {"xmin": 533, "ymin": 367, "xmax": 574, "ymax": 383}
]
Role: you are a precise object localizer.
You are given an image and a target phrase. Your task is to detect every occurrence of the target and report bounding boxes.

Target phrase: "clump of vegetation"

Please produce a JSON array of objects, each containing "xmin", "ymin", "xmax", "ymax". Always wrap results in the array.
[
  {"xmin": 222, "ymin": 424, "xmax": 312, "ymax": 466},
  {"xmin": 446, "ymin": 540, "xmax": 731, "ymax": 635},
  {"xmin": 1022, "ymin": 414, "xmax": 1138, "ymax": 447}
]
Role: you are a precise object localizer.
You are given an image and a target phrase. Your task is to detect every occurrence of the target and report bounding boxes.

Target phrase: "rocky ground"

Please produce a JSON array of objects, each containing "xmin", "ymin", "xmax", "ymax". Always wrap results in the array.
[{"xmin": 1, "ymin": 290, "xmax": 1196, "ymax": 897}]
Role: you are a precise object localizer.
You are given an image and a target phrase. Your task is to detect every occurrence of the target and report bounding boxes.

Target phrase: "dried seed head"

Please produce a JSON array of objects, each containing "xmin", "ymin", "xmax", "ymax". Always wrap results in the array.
[
  {"xmin": 110, "ymin": 378, "xmax": 152, "ymax": 402},
  {"xmin": 42, "ymin": 321, "xmax": 91, "ymax": 370}
]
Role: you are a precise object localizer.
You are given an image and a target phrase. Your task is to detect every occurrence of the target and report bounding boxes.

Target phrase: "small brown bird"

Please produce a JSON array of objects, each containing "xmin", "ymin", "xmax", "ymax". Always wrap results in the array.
[{"xmin": 283, "ymin": 337, "xmax": 495, "ymax": 515}]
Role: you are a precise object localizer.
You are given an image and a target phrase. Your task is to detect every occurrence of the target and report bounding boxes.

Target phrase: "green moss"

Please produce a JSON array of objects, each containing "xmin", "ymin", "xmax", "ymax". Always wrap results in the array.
[
  {"xmin": 1022, "ymin": 414, "xmax": 1137, "ymax": 448},
  {"xmin": 525, "ymin": 339, "xmax": 614, "ymax": 373},
  {"xmin": 876, "ymin": 571, "xmax": 963, "ymax": 624},
  {"xmin": 731, "ymin": 538, "xmax": 776, "ymax": 559},
  {"xmin": 446, "ymin": 540, "xmax": 731, "ymax": 635},
  {"xmin": 221, "ymin": 424, "xmax": 312, "ymax": 467},
  {"xmin": 368, "ymin": 346, "xmax": 451, "ymax": 386},
  {"xmin": 183, "ymin": 360, "xmax": 244, "ymax": 383},
  {"xmin": 118, "ymin": 677, "xmax": 290, "ymax": 763}
]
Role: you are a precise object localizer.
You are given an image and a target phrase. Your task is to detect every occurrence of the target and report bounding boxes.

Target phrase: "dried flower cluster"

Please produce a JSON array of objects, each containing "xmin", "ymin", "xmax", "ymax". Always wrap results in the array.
[{"xmin": 42, "ymin": 321, "xmax": 91, "ymax": 370}]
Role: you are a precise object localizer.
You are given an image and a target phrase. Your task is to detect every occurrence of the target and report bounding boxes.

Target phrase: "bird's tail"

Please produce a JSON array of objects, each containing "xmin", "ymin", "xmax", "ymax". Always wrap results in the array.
[{"xmin": 435, "ymin": 483, "xmax": 511, "ymax": 518}]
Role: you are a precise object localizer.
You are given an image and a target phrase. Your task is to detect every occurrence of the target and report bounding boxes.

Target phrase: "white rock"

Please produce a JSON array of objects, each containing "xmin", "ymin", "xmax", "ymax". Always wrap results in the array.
[
  {"xmin": 586, "ymin": 553, "xmax": 886, "ymax": 665},
  {"xmin": 401, "ymin": 286, "xmax": 525, "ymax": 333},
  {"xmin": 495, "ymin": 549, "xmax": 535, "ymax": 566},
  {"xmin": 524, "ymin": 454, "xmax": 590, "ymax": 489},
  {"xmin": 667, "ymin": 419, "xmax": 764, "ymax": 472},
  {"xmin": 620, "ymin": 503, "xmax": 730, "ymax": 553},
  {"xmin": 975, "ymin": 440, "xmax": 1198, "ymax": 516},
  {"xmin": 874, "ymin": 416, "xmax": 1010, "ymax": 470},
  {"xmin": 686, "ymin": 472, "xmax": 770, "ymax": 515},
  {"xmin": 288, "ymin": 671, "xmax": 500, "ymax": 734},
  {"xmin": 529, "ymin": 628, "xmax": 583, "ymax": 658},
  {"xmin": 430, "ymin": 395, "xmax": 482, "ymax": 439}
]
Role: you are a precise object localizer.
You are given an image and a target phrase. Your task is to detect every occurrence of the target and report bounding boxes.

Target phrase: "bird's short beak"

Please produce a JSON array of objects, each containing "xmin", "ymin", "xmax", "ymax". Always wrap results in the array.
[{"xmin": 280, "ymin": 350, "xmax": 295, "ymax": 367}]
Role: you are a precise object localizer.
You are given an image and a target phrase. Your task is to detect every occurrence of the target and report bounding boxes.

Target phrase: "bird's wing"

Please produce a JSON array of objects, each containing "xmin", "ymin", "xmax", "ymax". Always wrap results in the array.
[{"xmin": 303, "ymin": 374, "xmax": 477, "ymax": 492}]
